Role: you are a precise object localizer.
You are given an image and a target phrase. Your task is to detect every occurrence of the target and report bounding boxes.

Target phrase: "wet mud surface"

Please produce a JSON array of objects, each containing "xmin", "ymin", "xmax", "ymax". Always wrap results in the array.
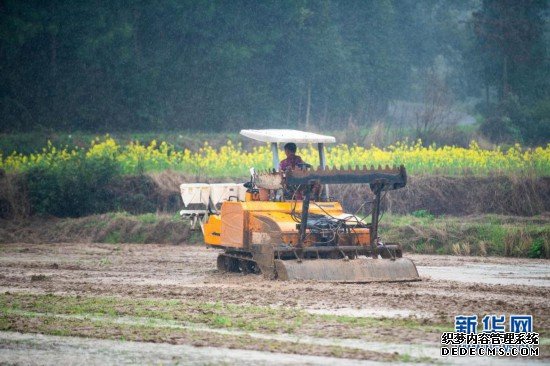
[
  {"xmin": 1, "ymin": 243, "xmax": 548, "ymax": 325},
  {"xmin": 0, "ymin": 331, "xmax": 384, "ymax": 366},
  {"xmin": 0, "ymin": 242, "xmax": 548, "ymax": 364}
]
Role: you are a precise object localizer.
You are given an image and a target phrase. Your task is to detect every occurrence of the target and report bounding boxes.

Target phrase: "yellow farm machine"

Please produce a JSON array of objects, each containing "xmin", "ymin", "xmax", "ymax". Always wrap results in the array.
[{"xmin": 180, "ymin": 129, "xmax": 419, "ymax": 282}]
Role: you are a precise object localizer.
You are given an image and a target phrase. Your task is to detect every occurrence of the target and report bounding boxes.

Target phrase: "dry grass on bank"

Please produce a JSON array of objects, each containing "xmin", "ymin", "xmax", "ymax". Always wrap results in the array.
[
  {"xmin": 0, "ymin": 212, "xmax": 195, "ymax": 245},
  {"xmin": 1, "ymin": 212, "xmax": 548, "ymax": 258}
]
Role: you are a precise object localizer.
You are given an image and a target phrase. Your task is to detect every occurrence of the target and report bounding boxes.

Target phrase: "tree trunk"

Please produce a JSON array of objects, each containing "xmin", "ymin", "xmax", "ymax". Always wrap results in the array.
[
  {"xmin": 50, "ymin": 32, "xmax": 57, "ymax": 77},
  {"xmin": 133, "ymin": 9, "xmax": 141, "ymax": 64},
  {"xmin": 286, "ymin": 97, "xmax": 291, "ymax": 125},
  {"xmin": 322, "ymin": 96, "xmax": 328, "ymax": 127},
  {"xmin": 502, "ymin": 55, "xmax": 508, "ymax": 100},
  {"xmin": 297, "ymin": 93, "xmax": 302, "ymax": 126},
  {"xmin": 305, "ymin": 82, "xmax": 311, "ymax": 128},
  {"xmin": 485, "ymin": 78, "xmax": 489, "ymax": 107}
]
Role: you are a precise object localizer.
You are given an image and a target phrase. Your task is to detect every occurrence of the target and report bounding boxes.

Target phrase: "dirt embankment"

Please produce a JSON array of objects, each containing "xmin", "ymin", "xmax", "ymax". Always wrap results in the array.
[
  {"xmin": 336, "ymin": 175, "xmax": 550, "ymax": 216},
  {"xmin": 137, "ymin": 171, "xmax": 550, "ymax": 216},
  {"xmin": 1, "ymin": 213, "xmax": 548, "ymax": 259},
  {"xmin": 1, "ymin": 170, "xmax": 549, "ymax": 219},
  {"xmin": 0, "ymin": 213, "xmax": 192, "ymax": 245},
  {"xmin": 109, "ymin": 171, "xmax": 550, "ymax": 216},
  {"xmin": 148, "ymin": 172, "xmax": 550, "ymax": 216}
]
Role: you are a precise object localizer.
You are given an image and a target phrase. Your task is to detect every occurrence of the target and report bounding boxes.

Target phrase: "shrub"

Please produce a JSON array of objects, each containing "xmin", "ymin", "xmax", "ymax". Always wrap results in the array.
[
  {"xmin": 26, "ymin": 153, "xmax": 121, "ymax": 217},
  {"xmin": 410, "ymin": 209, "xmax": 435, "ymax": 219},
  {"xmin": 524, "ymin": 98, "xmax": 550, "ymax": 144},
  {"xmin": 480, "ymin": 94, "xmax": 550, "ymax": 144},
  {"xmin": 480, "ymin": 115, "xmax": 522, "ymax": 143}
]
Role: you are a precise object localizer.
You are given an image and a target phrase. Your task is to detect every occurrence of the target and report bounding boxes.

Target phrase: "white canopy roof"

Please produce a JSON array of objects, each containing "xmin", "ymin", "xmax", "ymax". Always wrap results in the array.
[{"xmin": 240, "ymin": 129, "xmax": 336, "ymax": 144}]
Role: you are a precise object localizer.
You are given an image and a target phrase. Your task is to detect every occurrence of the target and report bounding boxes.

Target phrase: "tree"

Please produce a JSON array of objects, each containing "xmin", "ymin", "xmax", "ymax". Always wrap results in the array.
[
  {"xmin": 472, "ymin": 0, "xmax": 548, "ymax": 104},
  {"xmin": 414, "ymin": 70, "xmax": 457, "ymax": 143}
]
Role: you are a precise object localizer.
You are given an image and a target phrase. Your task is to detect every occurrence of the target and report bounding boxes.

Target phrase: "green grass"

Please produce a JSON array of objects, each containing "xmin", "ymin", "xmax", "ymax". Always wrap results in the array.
[
  {"xmin": 380, "ymin": 214, "xmax": 550, "ymax": 258},
  {"xmin": 0, "ymin": 292, "xmax": 450, "ymax": 336},
  {"xmin": 3, "ymin": 211, "xmax": 547, "ymax": 257},
  {"xmin": 11, "ymin": 291, "xmax": 548, "ymax": 360},
  {"xmin": 103, "ymin": 231, "xmax": 121, "ymax": 244},
  {"xmin": 98, "ymin": 257, "xmax": 112, "ymax": 266},
  {"xmin": 0, "ymin": 310, "xmax": 407, "ymax": 361},
  {"xmin": 0, "ymin": 291, "xmax": 457, "ymax": 362},
  {"xmin": 94, "ymin": 212, "xmax": 548, "ymax": 256},
  {"xmin": 136, "ymin": 213, "xmax": 159, "ymax": 224},
  {"xmin": 321, "ymin": 314, "xmax": 453, "ymax": 333}
]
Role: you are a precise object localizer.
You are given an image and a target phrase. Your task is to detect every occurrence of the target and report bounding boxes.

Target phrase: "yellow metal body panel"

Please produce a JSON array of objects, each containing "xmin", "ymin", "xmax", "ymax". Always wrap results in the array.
[
  {"xmin": 220, "ymin": 203, "xmax": 245, "ymax": 247},
  {"xmin": 251, "ymin": 211, "xmax": 297, "ymax": 232},
  {"xmin": 203, "ymin": 214, "xmax": 222, "ymax": 245},
  {"xmin": 206, "ymin": 200, "xmax": 370, "ymax": 249},
  {"xmin": 236, "ymin": 201, "xmax": 344, "ymax": 214}
]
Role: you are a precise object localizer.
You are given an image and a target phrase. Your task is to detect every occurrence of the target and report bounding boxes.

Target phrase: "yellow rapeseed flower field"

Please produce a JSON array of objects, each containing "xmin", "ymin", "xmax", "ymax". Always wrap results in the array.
[{"xmin": 1, "ymin": 137, "xmax": 549, "ymax": 177}]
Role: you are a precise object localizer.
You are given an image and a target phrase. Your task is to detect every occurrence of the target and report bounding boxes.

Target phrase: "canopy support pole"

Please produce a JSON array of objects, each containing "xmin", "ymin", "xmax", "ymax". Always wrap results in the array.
[
  {"xmin": 317, "ymin": 143, "xmax": 329, "ymax": 200},
  {"xmin": 271, "ymin": 142, "xmax": 279, "ymax": 171}
]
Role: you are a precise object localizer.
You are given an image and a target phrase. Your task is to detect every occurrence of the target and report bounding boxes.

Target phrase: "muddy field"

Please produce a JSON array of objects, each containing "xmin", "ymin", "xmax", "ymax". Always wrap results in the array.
[{"xmin": 0, "ymin": 242, "xmax": 549, "ymax": 365}]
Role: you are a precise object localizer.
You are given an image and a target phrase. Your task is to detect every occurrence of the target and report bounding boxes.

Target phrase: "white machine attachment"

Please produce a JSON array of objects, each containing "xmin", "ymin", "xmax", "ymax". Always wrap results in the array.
[{"xmin": 179, "ymin": 182, "xmax": 246, "ymax": 231}]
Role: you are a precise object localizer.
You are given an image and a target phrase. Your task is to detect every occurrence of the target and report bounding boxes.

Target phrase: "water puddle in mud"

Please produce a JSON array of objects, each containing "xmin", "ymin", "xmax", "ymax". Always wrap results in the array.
[{"xmin": 418, "ymin": 263, "xmax": 550, "ymax": 287}]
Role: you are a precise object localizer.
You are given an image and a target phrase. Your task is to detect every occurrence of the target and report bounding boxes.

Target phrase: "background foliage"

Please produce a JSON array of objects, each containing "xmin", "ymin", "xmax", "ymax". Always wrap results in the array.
[
  {"xmin": 24, "ymin": 147, "xmax": 121, "ymax": 217},
  {"xmin": 1, "ymin": 0, "xmax": 547, "ymax": 143}
]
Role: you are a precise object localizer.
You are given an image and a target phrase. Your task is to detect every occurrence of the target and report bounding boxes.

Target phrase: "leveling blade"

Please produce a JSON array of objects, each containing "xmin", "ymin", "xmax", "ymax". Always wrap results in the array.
[{"xmin": 274, "ymin": 258, "xmax": 420, "ymax": 282}]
